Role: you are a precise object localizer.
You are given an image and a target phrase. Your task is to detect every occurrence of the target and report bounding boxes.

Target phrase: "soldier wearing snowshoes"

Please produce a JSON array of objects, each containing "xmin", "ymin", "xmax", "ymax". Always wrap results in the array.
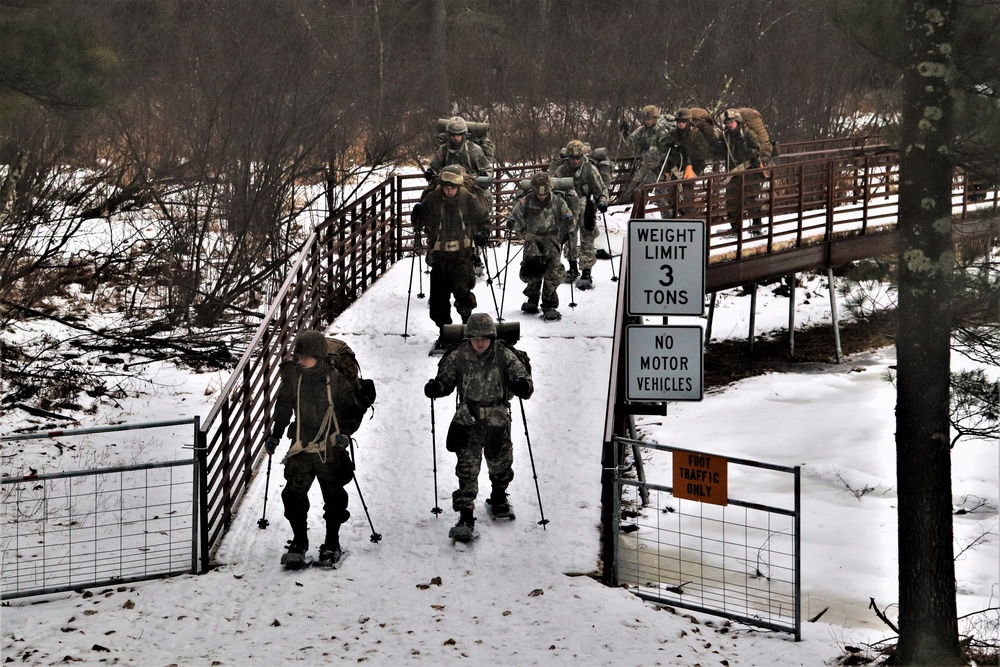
[
  {"xmin": 266, "ymin": 330, "xmax": 366, "ymax": 568},
  {"xmin": 427, "ymin": 116, "xmax": 492, "ymax": 181},
  {"xmin": 718, "ymin": 109, "xmax": 764, "ymax": 235},
  {"xmin": 549, "ymin": 139, "xmax": 609, "ymax": 291},
  {"xmin": 413, "ymin": 164, "xmax": 492, "ymax": 350},
  {"xmin": 507, "ymin": 173, "xmax": 575, "ymax": 321},
  {"xmin": 423, "ymin": 313, "xmax": 533, "ymax": 540},
  {"xmin": 616, "ymin": 104, "xmax": 679, "ymax": 204}
]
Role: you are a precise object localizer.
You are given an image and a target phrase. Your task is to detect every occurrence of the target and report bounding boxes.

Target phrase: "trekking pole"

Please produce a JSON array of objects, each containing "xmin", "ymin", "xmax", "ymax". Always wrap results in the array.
[
  {"xmin": 601, "ymin": 210, "xmax": 618, "ymax": 282},
  {"xmin": 257, "ymin": 453, "xmax": 272, "ymax": 529},
  {"xmin": 481, "ymin": 246, "xmax": 502, "ymax": 321},
  {"xmin": 403, "ymin": 251, "xmax": 417, "ymax": 338},
  {"xmin": 518, "ymin": 397, "xmax": 549, "ymax": 529},
  {"xmin": 498, "ymin": 231, "xmax": 513, "ymax": 320},
  {"xmin": 349, "ymin": 439, "xmax": 382, "ymax": 543},
  {"xmin": 417, "ymin": 252, "xmax": 425, "ymax": 298},
  {"xmin": 568, "ymin": 266, "xmax": 577, "ymax": 308},
  {"xmin": 429, "ymin": 398, "xmax": 444, "ymax": 516}
]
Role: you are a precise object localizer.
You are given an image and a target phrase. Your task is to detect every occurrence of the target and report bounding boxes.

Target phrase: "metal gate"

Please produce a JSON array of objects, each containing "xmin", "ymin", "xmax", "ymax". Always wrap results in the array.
[
  {"xmin": 613, "ymin": 437, "xmax": 801, "ymax": 639},
  {"xmin": 1, "ymin": 419, "xmax": 201, "ymax": 600}
]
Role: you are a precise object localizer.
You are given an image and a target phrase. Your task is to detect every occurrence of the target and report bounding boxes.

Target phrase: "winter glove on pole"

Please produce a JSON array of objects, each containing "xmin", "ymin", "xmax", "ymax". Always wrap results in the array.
[
  {"xmin": 424, "ymin": 379, "xmax": 446, "ymax": 399},
  {"xmin": 510, "ymin": 377, "xmax": 532, "ymax": 399},
  {"xmin": 265, "ymin": 436, "xmax": 280, "ymax": 456}
]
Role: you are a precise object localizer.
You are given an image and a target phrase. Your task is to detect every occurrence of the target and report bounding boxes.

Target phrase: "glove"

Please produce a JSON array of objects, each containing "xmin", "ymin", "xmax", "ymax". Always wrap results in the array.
[
  {"xmin": 424, "ymin": 379, "xmax": 446, "ymax": 399},
  {"xmin": 265, "ymin": 436, "xmax": 280, "ymax": 456},
  {"xmin": 423, "ymin": 168, "xmax": 435, "ymax": 182},
  {"xmin": 474, "ymin": 230, "xmax": 489, "ymax": 248},
  {"xmin": 411, "ymin": 202, "xmax": 423, "ymax": 226},
  {"xmin": 510, "ymin": 377, "xmax": 532, "ymax": 399},
  {"xmin": 333, "ymin": 433, "xmax": 349, "ymax": 447},
  {"xmin": 597, "ymin": 200, "xmax": 608, "ymax": 213},
  {"xmin": 619, "ymin": 120, "xmax": 630, "ymax": 139}
]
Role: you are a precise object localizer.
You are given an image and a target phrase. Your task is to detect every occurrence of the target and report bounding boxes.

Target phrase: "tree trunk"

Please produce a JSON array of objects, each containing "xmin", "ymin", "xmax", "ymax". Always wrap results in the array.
[
  {"xmin": 427, "ymin": 0, "xmax": 449, "ymax": 114},
  {"xmin": 895, "ymin": 1, "xmax": 962, "ymax": 665}
]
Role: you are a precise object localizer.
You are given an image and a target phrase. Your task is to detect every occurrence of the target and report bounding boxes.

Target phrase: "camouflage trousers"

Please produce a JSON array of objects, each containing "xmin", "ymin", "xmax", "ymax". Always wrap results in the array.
[
  {"xmin": 428, "ymin": 250, "xmax": 477, "ymax": 327},
  {"xmin": 450, "ymin": 419, "xmax": 514, "ymax": 513},
  {"xmin": 281, "ymin": 443, "xmax": 354, "ymax": 545},
  {"xmin": 520, "ymin": 257, "xmax": 566, "ymax": 310},
  {"xmin": 565, "ymin": 221, "xmax": 600, "ymax": 271}
]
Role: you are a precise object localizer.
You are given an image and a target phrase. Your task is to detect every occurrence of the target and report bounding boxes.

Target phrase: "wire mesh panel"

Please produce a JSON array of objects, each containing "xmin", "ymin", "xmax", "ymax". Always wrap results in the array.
[
  {"xmin": 1, "ymin": 420, "xmax": 199, "ymax": 600},
  {"xmin": 614, "ymin": 438, "xmax": 800, "ymax": 638}
]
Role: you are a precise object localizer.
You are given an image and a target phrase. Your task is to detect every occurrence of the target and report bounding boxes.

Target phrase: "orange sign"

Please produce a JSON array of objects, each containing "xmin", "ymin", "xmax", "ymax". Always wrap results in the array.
[{"xmin": 672, "ymin": 450, "xmax": 728, "ymax": 505}]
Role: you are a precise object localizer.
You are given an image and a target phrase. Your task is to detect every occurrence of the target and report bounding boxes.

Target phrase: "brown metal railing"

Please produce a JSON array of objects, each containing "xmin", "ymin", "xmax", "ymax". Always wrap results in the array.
[{"xmin": 194, "ymin": 140, "xmax": 998, "ymax": 568}]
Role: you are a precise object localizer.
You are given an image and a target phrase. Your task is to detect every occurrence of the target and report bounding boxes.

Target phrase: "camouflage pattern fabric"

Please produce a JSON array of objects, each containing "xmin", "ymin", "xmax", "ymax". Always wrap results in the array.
[
  {"xmin": 508, "ymin": 193, "xmax": 573, "ymax": 310},
  {"xmin": 672, "ymin": 124, "xmax": 717, "ymax": 176},
  {"xmin": 430, "ymin": 139, "xmax": 492, "ymax": 178},
  {"xmin": 432, "ymin": 340, "xmax": 533, "ymax": 512},
  {"xmin": 551, "ymin": 158, "xmax": 608, "ymax": 271},
  {"xmin": 420, "ymin": 185, "xmax": 490, "ymax": 326}
]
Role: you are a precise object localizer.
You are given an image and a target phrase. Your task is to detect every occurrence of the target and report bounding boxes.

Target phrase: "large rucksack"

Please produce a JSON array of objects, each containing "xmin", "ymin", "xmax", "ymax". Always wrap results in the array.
[
  {"xmin": 732, "ymin": 107, "xmax": 776, "ymax": 160},
  {"xmin": 688, "ymin": 107, "xmax": 722, "ymax": 142},
  {"xmin": 324, "ymin": 336, "xmax": 377, "ymax": 414},
  {"xmin": 435, "ymin": 118, "xmax": 495, "ymax": 163}
]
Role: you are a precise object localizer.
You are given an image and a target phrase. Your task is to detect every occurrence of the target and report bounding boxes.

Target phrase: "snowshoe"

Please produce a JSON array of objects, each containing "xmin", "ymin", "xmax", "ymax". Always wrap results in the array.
[
  {"xmin": 449, "ymin": 511, "xmax": 477, "ymax": 543},
  {"xmin": 315, "ymin": 543, "xmax": 344, "ymax": 568},
  {"xmin": 595, "ymin": 248, "xmax": 613, "ymax": 260},
  {"xmin": 429, "ymin": 338, "xmax": 448, "ymax": 356},
  {"xmin": 486, "ymin": 496, "xmax": 515, "ymax": 520},
  {"xmin": 575, "ymin": 271, "xmax": 593, "ymax": 291},
  {"xmin": 521, "ymin": 300, "xmax": 540, "ymax": 315},
  {"xmin": 280, "ymin": 540, "xmax": 312, "ymax": 570},
  {"xmin": 542, "ymin": 308, "xmax": 562, "ymax": 322}
]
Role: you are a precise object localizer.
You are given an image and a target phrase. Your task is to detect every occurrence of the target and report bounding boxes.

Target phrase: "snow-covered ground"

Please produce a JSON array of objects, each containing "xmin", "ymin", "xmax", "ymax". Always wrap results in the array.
[{"xmin": 2, "ymin": 207, "xmax": 997, "ymax": 666}]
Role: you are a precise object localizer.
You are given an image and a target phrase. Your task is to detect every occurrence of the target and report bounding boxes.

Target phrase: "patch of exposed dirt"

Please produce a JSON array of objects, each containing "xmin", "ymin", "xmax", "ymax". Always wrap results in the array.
[{"xmin": 704, "ymin": 310, "xmax": 897, "ymax": 390}]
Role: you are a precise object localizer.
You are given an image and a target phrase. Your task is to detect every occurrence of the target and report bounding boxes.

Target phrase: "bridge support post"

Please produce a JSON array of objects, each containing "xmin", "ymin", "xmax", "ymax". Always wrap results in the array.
[
  {"xmin": 826, "ymin": 267, "xmax": 843, "ymax": 363},
  {"xmin": 748, "ymin": 282, "xmax": 758, "ymax": 351},
  {"xmin": 705, "ymin": 292, "xmax": 717, "ymax": 343}
]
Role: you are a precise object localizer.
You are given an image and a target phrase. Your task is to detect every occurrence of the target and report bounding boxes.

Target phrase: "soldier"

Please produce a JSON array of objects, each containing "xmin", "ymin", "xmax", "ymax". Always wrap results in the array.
[
  {"xmin": 616, "ymin": 104, "xmax": 679, "ymax": 204},
  {"xmin": 428, "ymin": 115, "xmax": 493, "ymax": 181},
  {"xmin": 423, "ymin": 312, "xmax": 533, "ymax": 540},
  {"xmin": 265, "ymin": 330, "xmax": 366, "ymax": 568},
  {"xmin": 719, "ymin": 109, "xmax": 764, "ymax": 235},
  {"xmin": 507, "ymin": 173, "xmax": 575, "ymax": 321},
  {"xmin": 672, "ymin": 108, "xmax": 717, "ymax": 177},
  {"xmin": 427, "ymin": 116, "xmax": 493, "ymax": 277},
  {"xmin": 550, "ymin": 139, "xmax": 609, "ymax": 290},
  {"xmin": 412, "ymin": 164, "xmax": 491, "ymax": 350}
]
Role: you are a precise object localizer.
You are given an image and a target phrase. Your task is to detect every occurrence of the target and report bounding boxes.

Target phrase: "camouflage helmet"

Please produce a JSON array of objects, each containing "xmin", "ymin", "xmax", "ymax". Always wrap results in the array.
[
  {"xmin": 565, "ymin": 139, "xmax": 586, "ymax": 158},
  {"xmin": 440, "ymin": 164, "xmax": 465, "ymax": 186},
  {"xmin": 465, "ymin": 312, "xmax": 496, "ymax": 338},
  {"xmin": 446, "ymin": 116, "xmax": 468, "ymax": 135},
  {"xmin": 294, "ymin": 330, "xmax": 327, "ymax": 359},
  {"xmin": 723, "ymin": 109, "xmax": 743, "ymax": 123},
  {"xmin": 530, "ymin": 172, "xmax": 550, "ymax": 196},
  {"xmin": 675, "ymin": 108, "xmax": 692, "ymax": 122},
  {"xmin": 641, "ymin": 105, "xmax": 660, "ymax": 121}
]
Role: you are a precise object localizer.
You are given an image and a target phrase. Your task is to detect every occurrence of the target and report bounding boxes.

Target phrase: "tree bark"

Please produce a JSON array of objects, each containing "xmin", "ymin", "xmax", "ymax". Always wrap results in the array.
[
  {"xmin": 895, "ymin": 1, "xmax": 962, "ymax": 665},
  {"xmin": 427, "ymin": 0, "xmax": 449, "ymax": 114}
]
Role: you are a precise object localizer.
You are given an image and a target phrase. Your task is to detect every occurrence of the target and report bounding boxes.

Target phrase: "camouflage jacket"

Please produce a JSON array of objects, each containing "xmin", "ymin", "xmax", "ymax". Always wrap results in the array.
[
  {"xmin": 671, "ymin": 125, "xmax": 717, "ymax": 175},
  {"xmin": 419, "ymin": 185, "xmax": 491, "ymax": 253},
  {"xmin": 429, "ymin": 139, "xmax": 491, "ymax": 178},
  {"xmin": 434, "ymin": 340, "xmax": 533, "ymax": 427},
  {"xmin": 508, "ymin": 193, "xmax": 574, "ymax": 260},
  {"xmin": 271, "ymin": 359, "xmax": 363, "ymax": 442},
  {"xmin": 627, "ymin": 115, "xmax": 677, "ymax": 158},
  {"xmin": 719, "ymin": 127, "xmax": 761, "ymax": 171},
  {"xmin": 550, "ymin": 157, "xmax": 609, "ymax": 207}
]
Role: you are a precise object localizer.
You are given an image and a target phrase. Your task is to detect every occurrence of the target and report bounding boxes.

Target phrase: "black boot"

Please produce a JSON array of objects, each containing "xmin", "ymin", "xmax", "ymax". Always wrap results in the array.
[
  {"xmin": 449, "ymin": 508, "xmax": 476, "ymax": 542},
  {"xmin": 575, "ymin": 269, "xmax": 593, "ymax": 290},
  {"xmin": 521, "ymin": 298, "xmax": 539, "ymax": 315},
  {"xmin": 564, "ymin": 260, "xmax": 580, "ymax": 283}
]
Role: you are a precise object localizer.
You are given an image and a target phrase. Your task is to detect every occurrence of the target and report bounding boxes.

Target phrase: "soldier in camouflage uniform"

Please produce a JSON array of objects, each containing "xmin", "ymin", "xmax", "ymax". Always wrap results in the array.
[
  {"xmin": 549, "ymin": 139, "xmax": 609, "ymax": 291},
  {"xmin": 616, "ymin": 105, "xmax": 679, "ymax": 204},
  {"xmin": 428, "ymin": 116, "xmax": 492, "ymax": 180},
  {"xmin": 507, "ymin": 173, "xmax": 575, "ymax": 321},
  {"xmin": 718, "ymin": 109, "xmax": 764, "ymax": 235},
  {"xmin": 265, "ymin": 330, "xmax": 365, "ymax": 566},
  {"xmin": 413, "ymin": 164, "xmax": 492, "ymax": 349},
  {"xmin": 424, "ymin": 313, "xmax": 533, "ymax": 535}
]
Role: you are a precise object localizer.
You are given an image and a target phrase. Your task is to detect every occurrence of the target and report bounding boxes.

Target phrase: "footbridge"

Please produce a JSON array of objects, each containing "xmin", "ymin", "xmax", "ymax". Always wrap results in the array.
[{"xmin": 193, "ymin": 138, "xmax": 998, "ymax": 570}]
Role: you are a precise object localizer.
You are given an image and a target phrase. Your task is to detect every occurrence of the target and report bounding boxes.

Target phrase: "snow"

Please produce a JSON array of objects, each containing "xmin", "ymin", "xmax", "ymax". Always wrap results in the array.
[{"xmin": 2, "ymin": 206, "xmax": 997, "ymax": 666}]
